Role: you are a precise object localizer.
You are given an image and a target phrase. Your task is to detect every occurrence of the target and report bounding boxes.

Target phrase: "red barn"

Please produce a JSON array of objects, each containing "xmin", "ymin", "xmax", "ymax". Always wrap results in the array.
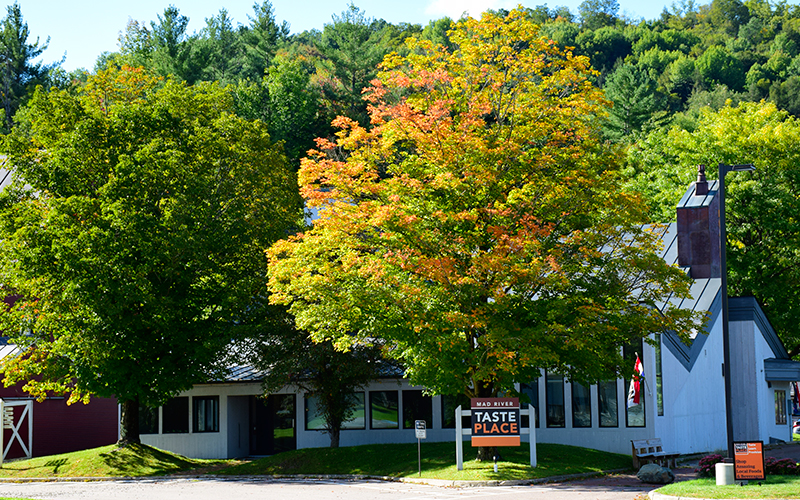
[{"xmin": 1, "ymin": 341, "xmax": 119, "ymax": 460}]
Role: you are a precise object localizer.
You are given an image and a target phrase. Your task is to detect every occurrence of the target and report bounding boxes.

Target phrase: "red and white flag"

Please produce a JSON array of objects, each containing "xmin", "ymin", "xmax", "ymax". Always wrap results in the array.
[{"xmin": 627, "ymin": 355, "xmax": 644, "ymax": 408}]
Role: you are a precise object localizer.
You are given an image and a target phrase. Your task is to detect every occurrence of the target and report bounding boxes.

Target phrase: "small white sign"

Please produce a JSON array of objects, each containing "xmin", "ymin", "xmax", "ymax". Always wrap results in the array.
[{"xmin": 415, "ymin": 420, "xmax": 427, "ymax": 439}]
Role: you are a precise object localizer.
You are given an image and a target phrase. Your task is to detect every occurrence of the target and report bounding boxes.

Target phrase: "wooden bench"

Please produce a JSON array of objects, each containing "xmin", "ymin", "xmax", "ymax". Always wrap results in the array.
[{"xmin": 631, "ymin": 438, "xmax": 680, "ymax": 469}]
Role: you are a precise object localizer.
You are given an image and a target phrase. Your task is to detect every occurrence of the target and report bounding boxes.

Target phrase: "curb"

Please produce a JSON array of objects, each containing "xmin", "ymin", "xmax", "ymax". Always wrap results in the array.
[
  {"xmin": 649, "ymin": 491, "xmax": 716, "ymax": 500},
  {"xmin": 0, "ymin": 469, "xmax": 629, "ymax": 487}
]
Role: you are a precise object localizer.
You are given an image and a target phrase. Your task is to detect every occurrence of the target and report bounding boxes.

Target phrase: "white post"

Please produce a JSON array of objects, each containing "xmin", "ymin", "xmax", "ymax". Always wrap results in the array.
[
  {"xmin": 529, "ymin": 404, "xmax": 537, "ymax": 468},
  {"xmin": 455, "ymin": 404, "xmax": 463, "ymax": 471}
]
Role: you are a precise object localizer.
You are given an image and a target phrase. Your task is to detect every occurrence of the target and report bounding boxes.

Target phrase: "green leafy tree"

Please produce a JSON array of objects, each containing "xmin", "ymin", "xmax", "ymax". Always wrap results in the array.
[
  {"xmin": 696, "ymin": 45, "xmax": 745, "ymax": 90},
  {"xmin": 200, "ymin": 9, "xmax": 245, "ymax": 85},
  {"xmin": 0, "ymin": 66, "xmax": 301, "ymax": 444},
  {"xmin": 0, "ymin": 2, "xmax": 58, "ymax": 131},
  {"xmin": 604, "ymin": 63, "xmax": 667, "ymax": 140},
  {"xmin": 576, "ymin": 25, "xmax": 630, "ymax": 75},
  {"xmin": 578, "ymin": 0, "xmax": 619, "ymax": 30},
  {"xmin": 232, "ymin": 305, "xmax": 385, "ymax": 448},
  {"xmin": 239, "ymin": 0, "xmax": 290, "ymax": 80},
  {"xmin": 317, "ymin": 4, "xmax": 395, "ymax": 125},
  {"xmin": 118, "ymin": 6, "xmax": 206, "ymax": 84},
  {"xmin": 624, "ymin": 101, "xmax": 800, "ymax": 357},
  {"xmin": 268, "ymin": 8, "xmax": 699, "ymax": 460},
  {"xmin": 709, "ymin": 0, "xmax": 750, "ymax": 36}
]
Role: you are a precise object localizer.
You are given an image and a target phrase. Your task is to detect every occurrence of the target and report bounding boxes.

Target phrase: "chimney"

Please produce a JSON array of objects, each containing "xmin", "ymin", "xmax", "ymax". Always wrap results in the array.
[{"xmin": 676, "ymin": 165, "xmax": 721, "ymax": 279}]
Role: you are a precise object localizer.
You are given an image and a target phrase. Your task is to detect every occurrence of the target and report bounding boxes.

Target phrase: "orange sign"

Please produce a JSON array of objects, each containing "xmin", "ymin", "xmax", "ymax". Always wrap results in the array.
[
  {"xmin": 733, "ymin": 441, "xmax": 765, "ymax": 481},
  {"xmin": 470, "ymin": 398, "xmax": 520, "ymax": 447}
]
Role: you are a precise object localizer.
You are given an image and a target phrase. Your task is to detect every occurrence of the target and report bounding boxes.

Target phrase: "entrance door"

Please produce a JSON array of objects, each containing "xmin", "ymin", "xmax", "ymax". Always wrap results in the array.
[{"xmin": 250, "ymin": 394, "xmax": 296, "ymax": 455}]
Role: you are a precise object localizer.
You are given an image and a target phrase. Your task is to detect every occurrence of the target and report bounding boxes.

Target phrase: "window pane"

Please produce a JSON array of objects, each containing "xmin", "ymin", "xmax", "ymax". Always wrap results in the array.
[
  {"xmin": 370, "ymin": 391, "xmax": 399, "ymax": 429},
  {"xmin": 598, "ymin": 380, "xmax": 618, "ymax": 427},
  {"xmin": 571, "ymin": 382, "xmax": 591, "ymax": 428},
  {"xmin": 342, "ymin": 392, "xmax": 365, "ymax": 429},
  {"xmin": 441, "ymin": 394, "xmax": 470, "ymax": 429},
  {"xmin": 624, "ymin": 341, "xmax": 645, "ymax": 428},
  {"xmin": 402, "ymin": 390, "xmax": 433, "ymax": 429},
  {"xmin": 520, "ymin": 379, "xmax": 539, "ymax": 428},
  {"xmin": 305, "ymin": 394, "xmax": 325, "ymax": 430},
  {"xmin": 776, "ymin": 390, "xmax": 787, "ymax": 425},
  {"xmin": 162, "ymin": 397, "xmax": 189, "ymax": 434},
  {"xmin": 656, "ymin": 333, "xmax": 664, "ymax": 416},
  {"xmin": 306, "ymin": 392, "xmax": 366, "ymax": 430},
  {"xmin": 546, "ymin": 373, "xmax": 565, "ymax": 428},
  {"xmin": 193, "ymin": 396, "xmax": 219, "ymax": 433},
  {"xmin": 139, "ymin": 405, "xmax": 159, "ymax": 434}
]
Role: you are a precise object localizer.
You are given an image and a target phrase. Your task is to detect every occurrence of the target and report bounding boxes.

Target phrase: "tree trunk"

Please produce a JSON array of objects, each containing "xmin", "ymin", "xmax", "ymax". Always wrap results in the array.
[
  {"xmin": 476, "ymin": 446, "xmax": 499, "ymax": 462},
  {"xmin": 118, "ymin": 398, "xmax": 141, "ymax": 446},
  {"xmin": 328, "ymin": 426, "xmax": 340, "ymax": 448}
]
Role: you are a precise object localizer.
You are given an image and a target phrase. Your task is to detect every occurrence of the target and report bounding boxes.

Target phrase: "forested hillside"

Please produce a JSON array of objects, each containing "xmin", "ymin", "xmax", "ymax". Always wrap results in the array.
[{"xmin": 3, "ymin": 0, "xmax": 799, "ymax": 361}]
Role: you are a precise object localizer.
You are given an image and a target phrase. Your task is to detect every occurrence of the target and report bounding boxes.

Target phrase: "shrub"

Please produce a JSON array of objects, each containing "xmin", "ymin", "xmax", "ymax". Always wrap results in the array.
[
  {"xmin": 696, "ymin": 454, "xmax": 724, "ymax": 477},
  {"xmin": 764, "ymin": 457, "xmax": 800, "ymax": 475}
]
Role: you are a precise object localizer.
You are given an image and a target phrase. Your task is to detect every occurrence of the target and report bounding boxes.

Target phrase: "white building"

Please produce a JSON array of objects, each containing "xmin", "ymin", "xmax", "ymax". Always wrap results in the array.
[{"xmin": 142, "ymin": 176, "xmax": 800, "ymax": 459}]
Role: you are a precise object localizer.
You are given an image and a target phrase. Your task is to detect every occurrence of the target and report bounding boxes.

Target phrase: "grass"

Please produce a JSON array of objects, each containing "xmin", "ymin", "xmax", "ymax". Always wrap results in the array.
[
  {"xmin": 0, "ymin": 443, "xmax": 225, "ymax": 478},
  {"xmin": 217, "ymin": 441, "xmax": 632, "ymax": 481},
  {"xmin": 657, "ymin": 476, "xmax": 800, "ymax": 499},
  {"xmin": 0, "ymin": 441, "xmax": 631, "ymax": 482}
]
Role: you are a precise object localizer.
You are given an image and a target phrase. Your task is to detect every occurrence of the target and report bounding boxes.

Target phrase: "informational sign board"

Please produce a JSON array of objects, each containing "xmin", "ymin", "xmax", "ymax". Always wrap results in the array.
[
  {"xmin": 415, "ymin": 420, "xmax": 426, "ymax": 439},
  {"xmin": 470, "ymin": 398, "xmax": 520, "ymax": 447},
  {"xmin": 734, "ymin": 441, "xmax": 765, "ymax": 481}
]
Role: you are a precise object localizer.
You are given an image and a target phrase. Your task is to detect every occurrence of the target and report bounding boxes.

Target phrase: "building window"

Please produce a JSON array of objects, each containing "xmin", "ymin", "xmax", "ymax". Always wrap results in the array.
[
  {"xmin": 402, "ymin": 390, "xmax": 433, "ymax": 429},
  {"xmin": 598, "ymin": 380, "xmax": 618, "ymax": 427},
  {"xmin": 520, "ymin": 379, "xmax": 539, "ymax": 428},
  {"xmin": 656, "ymin": 333, "xmax": 664, "ymax": 416},
  {"xmin": 193, "ymin": 396, "xmax": 219, "ymax": 433},
  {"xmin": 305, "ymin": 392, "xmax": 366, "ymax": 430},
  {"xmin": 370, "ymin": 391, "xmax": 399, "ymax": 429},
  {"xmin": 441, "ymin": 394, "xmax": 470, "ymax": 429},
  {"xmin": 571, "ymin": 382, "xmax": 591, "ymax": 428},
  {"xmin": 162, "ymin": 397, "xmax": 189, "ymax": 434},
  {"xmin": 546, "ymin": 373, "xmax": 565, "ymax": 428},
  {"xmin": 775, "ymin": 390, "xmax": 787, "ymax": 425},
  {"xmin": 139, "ymin": 405, "xmax": 159, "ymax": 434}
]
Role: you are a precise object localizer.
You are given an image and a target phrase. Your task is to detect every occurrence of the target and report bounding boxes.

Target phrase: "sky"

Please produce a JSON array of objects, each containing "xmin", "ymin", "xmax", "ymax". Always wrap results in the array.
[{"xmin": 8, "ymin": 0, "xmax": 788, "ymax": 72}]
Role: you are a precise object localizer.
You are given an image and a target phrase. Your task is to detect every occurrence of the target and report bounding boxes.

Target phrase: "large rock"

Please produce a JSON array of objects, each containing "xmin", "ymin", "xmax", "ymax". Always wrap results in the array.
[{"xmin": 637, "ymin": 463, "xmax": 675, "ymax": 484}]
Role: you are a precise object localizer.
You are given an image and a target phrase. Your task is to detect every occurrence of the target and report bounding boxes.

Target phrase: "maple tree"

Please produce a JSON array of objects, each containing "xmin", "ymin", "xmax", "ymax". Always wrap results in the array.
[
  {"xmin": 0, "ymin": 66, "xmax": 301, "ymax": 444},
  {"xmin": 268, "ymin": 5, "xmax": 700, "ymax": 448}
]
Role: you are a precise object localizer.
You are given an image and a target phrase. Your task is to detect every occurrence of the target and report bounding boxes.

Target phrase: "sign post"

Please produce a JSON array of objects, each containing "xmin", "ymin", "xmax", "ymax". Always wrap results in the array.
[
  {"xmin": 415, "ymin": 420, "xmax": 426, "ymax": 477},
  {"xmin": 734, "ymin": 441, "xmax": 765, "ymax": 482},
  {"xmin": 456, "ymin": 400, "xmax": 537, "ymax": 470}
]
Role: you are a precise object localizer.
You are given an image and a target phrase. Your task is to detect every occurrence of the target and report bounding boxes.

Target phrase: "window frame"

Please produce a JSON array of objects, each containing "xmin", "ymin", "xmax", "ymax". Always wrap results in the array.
[
  {"xmin": 369, "ymin": 390, "xmax": 399, "ymax": 429},
  {"xmin": 402, "ymin": 390, "xmax": 433, "ymax": 430},
  {"xmin": 162, "ymin": 397, "xmax": 189, "ymax": 434},
  {"xmin": 193, "ymin": 396, "xmax": 220, "ymax": 433},
  {"xmin": 571, "ymin": 382, "xmax": 591, "ymax": 428},
  {"xmin": 545, "ymin": 373, "xmax": 565, "ymax": 428}
]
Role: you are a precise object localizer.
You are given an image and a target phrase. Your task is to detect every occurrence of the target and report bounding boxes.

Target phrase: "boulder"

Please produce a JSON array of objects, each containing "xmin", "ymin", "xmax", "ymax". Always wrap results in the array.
[{"xmin": 637, "ymin": 463, "xmax": 675, "ymax": 484}]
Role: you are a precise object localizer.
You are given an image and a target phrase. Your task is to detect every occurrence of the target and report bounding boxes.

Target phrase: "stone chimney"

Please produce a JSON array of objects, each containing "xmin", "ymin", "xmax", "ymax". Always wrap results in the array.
[{"xmin": 676, "ymin": 165, "xmax": 721, "ymax": 279}]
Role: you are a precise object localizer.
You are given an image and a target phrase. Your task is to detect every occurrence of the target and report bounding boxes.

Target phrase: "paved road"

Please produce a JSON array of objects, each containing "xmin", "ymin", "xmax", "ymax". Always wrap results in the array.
[
  {"xmin": 0, "ymin": 476, "xmax": 655, "ymax": 500},
  {"xmin": 7, "ymin": 443, "xmax": 799, "ymax": 500}
]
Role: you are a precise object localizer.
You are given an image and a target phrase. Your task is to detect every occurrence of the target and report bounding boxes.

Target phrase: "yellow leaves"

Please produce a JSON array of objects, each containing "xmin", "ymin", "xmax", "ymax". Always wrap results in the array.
[{"xmin": 83, "ymin": 65, "xmax": 162, "ymax": 115}]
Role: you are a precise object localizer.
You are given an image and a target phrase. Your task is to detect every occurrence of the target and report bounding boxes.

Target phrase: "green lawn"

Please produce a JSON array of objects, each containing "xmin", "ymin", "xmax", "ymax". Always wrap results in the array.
[
  {"xmin": 657, "ymin": 476, "xmax": 800, "ymax": 499},
  {"xmin": 0, "ymin": 441, "xmax": 632, "ymax": 482},
  {"xmin": 0, "ymin": 443, "xmax": 225, "ymax": 478},
  {"xmin": 218, "ymin": 441, "xmax": 632, "ymax": 481}
]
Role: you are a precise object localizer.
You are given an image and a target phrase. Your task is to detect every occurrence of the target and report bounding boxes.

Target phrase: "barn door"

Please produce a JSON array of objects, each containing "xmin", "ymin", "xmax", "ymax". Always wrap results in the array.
[{"xmin": 1, "ymin": 399, "xmax": 33, "ymax": 462}]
